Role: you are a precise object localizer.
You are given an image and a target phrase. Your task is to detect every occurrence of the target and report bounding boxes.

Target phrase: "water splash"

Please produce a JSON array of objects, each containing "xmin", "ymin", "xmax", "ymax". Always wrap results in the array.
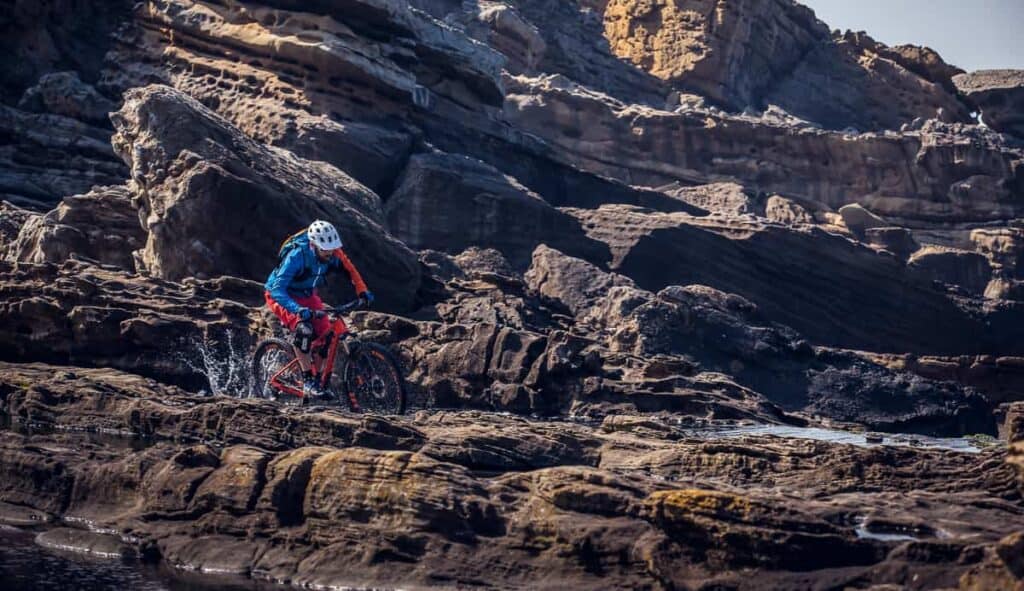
[{"xmin": 178, "ymin": 329, "xmax": 254, "ymax": 398}]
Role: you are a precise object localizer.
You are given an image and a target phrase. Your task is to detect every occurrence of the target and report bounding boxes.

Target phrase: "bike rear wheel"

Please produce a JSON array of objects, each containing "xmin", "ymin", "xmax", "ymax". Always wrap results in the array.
[
  {"xmin": 251, "ymin": 338, "xmax": 301, "ymax": 400},
  {"xmin": 343, "ymin": 342, "xmax": 406, "ymax": 414}
]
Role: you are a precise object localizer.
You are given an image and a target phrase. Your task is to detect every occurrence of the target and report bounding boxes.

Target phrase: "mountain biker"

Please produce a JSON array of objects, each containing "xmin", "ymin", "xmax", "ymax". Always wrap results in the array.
[{"xmin": 264, "ymin": 220, "xmax": 374, "ymax": 397}]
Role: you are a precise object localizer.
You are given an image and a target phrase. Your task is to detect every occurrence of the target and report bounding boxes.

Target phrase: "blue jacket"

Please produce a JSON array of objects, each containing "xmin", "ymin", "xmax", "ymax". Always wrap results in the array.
[{"xmin": 264, "ymin": 233, "xmax": 368, "ymax": 313}]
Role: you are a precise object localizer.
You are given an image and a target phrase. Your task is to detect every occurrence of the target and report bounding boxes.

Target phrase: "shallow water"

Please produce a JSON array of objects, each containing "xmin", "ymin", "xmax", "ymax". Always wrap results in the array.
[
  {"xmin": 1, "ymin": 414, "xmax": 156, "ymax": 451},
  {"xmin": 0, "ymin": 527, "xmax": 269, "ymax": 591},
  {"xmin": 686, "ymin": 423, "xmax": 986, "ymax": 453},
  {"xmin": 854, "ymin": 526, "xmax": 919, "ymax": 543}
]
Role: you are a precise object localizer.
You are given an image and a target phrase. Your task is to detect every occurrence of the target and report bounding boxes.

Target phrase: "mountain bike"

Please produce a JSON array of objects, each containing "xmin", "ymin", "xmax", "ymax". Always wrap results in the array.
[{"xmin": 250, "ymin": 300, "xmax": 406, "ymax": 413}]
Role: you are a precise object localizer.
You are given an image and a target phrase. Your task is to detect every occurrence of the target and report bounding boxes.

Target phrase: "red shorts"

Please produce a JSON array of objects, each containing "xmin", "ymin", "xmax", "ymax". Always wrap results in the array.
[{"xmin": 264, "ymin": 290, "xmax": 331, "ymax": 337}]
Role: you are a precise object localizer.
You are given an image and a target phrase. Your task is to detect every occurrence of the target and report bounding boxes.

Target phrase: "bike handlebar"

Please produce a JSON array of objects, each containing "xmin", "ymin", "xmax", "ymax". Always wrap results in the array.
[{"xmin": 315, "ymin": 299, "xmax": 368, "ymax": 318}]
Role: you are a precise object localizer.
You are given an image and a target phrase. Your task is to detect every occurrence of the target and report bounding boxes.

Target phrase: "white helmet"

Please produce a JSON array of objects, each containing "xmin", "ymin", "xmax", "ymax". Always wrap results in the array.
[{"xmin": 308, "ymin": 220, "xmax": 342, "ymax": 250}]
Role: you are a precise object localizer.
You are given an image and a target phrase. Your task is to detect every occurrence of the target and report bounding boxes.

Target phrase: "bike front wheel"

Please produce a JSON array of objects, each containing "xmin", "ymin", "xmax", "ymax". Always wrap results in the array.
[
  {"xmin": 251, "ymin": 338, "xmax": 301, "ymax": 400},
  {"xmin": 343, "ymin": 342, "xmax": 407, "ymax": 414}
]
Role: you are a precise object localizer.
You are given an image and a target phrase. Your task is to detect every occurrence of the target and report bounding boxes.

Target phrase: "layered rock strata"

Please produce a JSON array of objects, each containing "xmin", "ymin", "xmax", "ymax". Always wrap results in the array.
[{"xmin": 0, "ymin": 362, "xmax": 1020, "ymax": 590}]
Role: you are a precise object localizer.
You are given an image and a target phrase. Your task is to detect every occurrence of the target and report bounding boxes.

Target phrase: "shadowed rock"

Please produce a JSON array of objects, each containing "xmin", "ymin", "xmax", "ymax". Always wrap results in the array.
[
  {"xmin": 7, "ymin": 185, "xmax": 144, "ymax": 270},
  {"xmin": 385, "ymin": 151, "xmax": 610, "ymax": 269},
  {"xmin": 566, "ymin": 205, "xmax": 1024, "ymax": 355},
  {"xmin": 110, "ymin": 84, "xmax": 422, "ymax": 311},
  {"xmin": 955, "ymin": 70, "xmax": 1024, "ymax": 138}
]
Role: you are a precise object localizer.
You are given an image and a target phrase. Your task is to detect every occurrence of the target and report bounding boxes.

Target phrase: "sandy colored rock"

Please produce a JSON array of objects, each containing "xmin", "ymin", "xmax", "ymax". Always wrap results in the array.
[
  {"xmin": 972, "ymin": 227, "xmax": 1024, "ymax": 278},
  {"xmin": 661, "ymin": 182, "xmax": 752, "ymax": 216},
  {"xmin": 599, "ymin": 1, "xmax": 967, "ymax": 130},
  {"xmin": 765, "ymin": 195, "xmax": 815, "ymax": 225}
]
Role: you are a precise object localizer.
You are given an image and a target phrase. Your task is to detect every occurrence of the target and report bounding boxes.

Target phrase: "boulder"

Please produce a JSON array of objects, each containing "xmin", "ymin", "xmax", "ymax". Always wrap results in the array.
[
  {"xmin": 17, "ymin": 71, "xmax": 116, "ymax": 125},
  {"xmin": 418, "ymin": 250, "xmax": 465, "ymax": 283},
  {"xmin": 8, "ymin": 186, "xmax": 144, "ymax": 270},
  {"xmin": 524, "ymin": 244, "xmax": 635, "ymax": 317},
  {"xmin": 110, "ymin": 85, "xmax": 422, "ymax": 311},
  {"xmin": 972, "ymin": 228, "xmax": 1024, "ymax": 278},
  {"xmin": 909, "ymin": 246, "xmax": 993, "ymax": 295},
  {"xmin": 581, "ymin": 281, "xmax": 993, "ymax": 435},
  {"xmin": 864, "ymin": 227, "xmax": 920, "ymax": 260},
  {"xmin": 765, "ymin": 195, "xmax": 815, "ymax": 225},
  {"xmin": 453, "ymin": 247, "xmax": 517, "ymax": 279},
  {"xmin": 0, "ymin": 260, "xmax": 263, "ymax": 391},
  {"xmin": 661, "ymin": 183, "xmax": 753, "ymax": 216},
  {"xmin": 839, "ymin": 203, "xmax": 889, "ymax": 238},
  {"xmin": 0, "ymin": 201, "xmax": 36, "ymax": 257},
  {"xmin": 885, "ymin": 44, "xmax": 965, "ymax": 93}
]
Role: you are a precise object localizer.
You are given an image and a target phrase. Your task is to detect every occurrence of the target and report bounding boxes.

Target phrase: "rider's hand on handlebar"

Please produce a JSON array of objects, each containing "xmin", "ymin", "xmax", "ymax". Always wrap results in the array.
[
  {"xmin": 358, "ymin": 290, "xmax": 374, "ymax": 308},
  {"xmin": 298, "ymin": 307, "xmax": 313, "ymax": 321}
]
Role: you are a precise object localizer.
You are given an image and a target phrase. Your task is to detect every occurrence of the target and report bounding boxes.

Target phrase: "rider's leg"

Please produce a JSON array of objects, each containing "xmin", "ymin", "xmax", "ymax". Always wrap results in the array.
[
  {"xmin": 305, "ymin": 291, "xmax": 329, "ymax": 338},
  {"xmin": 265, "ymin": 290, "xmax": 317, "ymax": 374},
  {"xmin": 293, "ymin": 320, "xmax": 315, "ymax": 372},
  {"xmin": 291, "ymin": 292, "xmax": 327, "ymax": 376},
  {"xmin": 294, "ymin": 345, "xmax": 312, "ymax": 372}
]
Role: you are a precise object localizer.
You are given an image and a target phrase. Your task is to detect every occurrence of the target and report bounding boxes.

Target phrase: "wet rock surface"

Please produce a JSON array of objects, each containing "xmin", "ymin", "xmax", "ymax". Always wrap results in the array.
[{"xmin": 1, "ymin": 0, "xmax": 1023, "ymax": 589}]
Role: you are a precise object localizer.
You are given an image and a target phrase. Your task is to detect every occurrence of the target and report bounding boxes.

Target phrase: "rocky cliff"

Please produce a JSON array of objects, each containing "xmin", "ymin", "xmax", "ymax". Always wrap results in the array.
[{"xmin": 1, "ymin": 0, "xmax": 1023, "ymax": 589}]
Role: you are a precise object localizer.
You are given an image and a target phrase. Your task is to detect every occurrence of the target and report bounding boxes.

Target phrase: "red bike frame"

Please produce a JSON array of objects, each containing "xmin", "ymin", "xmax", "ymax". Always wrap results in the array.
[{"xmin": 268, "ymin": 312, "xmax": 362, "ymax": 410}]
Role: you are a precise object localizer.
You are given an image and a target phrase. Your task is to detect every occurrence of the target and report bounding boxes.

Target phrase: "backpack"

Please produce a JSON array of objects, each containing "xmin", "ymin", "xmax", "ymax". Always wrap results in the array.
[
  {"xmin": 278, "ymin": 229, "xmax": 308, "ymax": 261},
  {"xmin": 277, "ymin": 229, "xmax": 313, "ymax": 282}
]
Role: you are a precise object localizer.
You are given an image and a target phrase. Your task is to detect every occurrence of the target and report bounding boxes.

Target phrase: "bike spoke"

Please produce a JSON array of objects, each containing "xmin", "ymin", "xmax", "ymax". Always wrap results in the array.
[
  {"xmin": 347, "ymin": 349, "xmax": 402, "ymax": 413},
  {"xmin": 257, "ymin": 346, "xmax": 301, "ymax": 400}
]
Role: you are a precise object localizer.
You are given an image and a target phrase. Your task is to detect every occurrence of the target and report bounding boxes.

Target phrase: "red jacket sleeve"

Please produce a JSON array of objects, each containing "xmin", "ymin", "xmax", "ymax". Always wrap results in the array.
[{"xmin": 333, "ymin": 249, "xmax": 369, "ymax": 295}]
